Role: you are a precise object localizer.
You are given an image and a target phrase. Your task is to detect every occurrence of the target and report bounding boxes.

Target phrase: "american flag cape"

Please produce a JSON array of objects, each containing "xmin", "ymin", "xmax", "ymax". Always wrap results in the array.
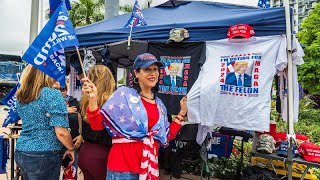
[{"xmin": 100, "ymin": 86, "xmax": 169, "ymax": 179}]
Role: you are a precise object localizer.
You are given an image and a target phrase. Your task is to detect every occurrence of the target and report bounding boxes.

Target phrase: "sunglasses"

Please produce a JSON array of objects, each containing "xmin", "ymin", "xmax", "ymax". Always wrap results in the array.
[{"xmin": 59, "ymin": 87, "xmax": 67, "ymax": 92}]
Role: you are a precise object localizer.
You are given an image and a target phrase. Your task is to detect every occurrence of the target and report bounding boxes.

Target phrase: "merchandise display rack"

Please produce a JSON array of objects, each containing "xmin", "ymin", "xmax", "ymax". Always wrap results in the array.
[
  {"xmin": 251, "ymin": 133, "xmax": 320, "ymax": 180},
  {"xmin": 251, "ymin": 151, "xmax": 320, "ymax": 180}
]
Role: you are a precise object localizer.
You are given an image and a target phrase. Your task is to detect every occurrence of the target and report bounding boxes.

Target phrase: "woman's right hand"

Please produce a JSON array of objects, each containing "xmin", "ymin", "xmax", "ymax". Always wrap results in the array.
[
  {"xmin": 81, "ymin": 78, "xmax": 97, "ymax": 99},
  {"xmin": 179, "ymin": 96, "xmax": 188, "ymax": 116}
]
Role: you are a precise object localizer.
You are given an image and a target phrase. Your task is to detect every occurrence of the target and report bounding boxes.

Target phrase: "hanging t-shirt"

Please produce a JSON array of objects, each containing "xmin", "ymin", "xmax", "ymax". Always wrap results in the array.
[
  {"xmin": 280, "ymin": 36, "xmax": 304, "ymax": 122},
  {"xmin": 148, "ymin": 42, "xmax": 206, "ymax": 115},
  {"xmin": 188, "ymin": 35, "xmax": 287, "ymax": 132}
]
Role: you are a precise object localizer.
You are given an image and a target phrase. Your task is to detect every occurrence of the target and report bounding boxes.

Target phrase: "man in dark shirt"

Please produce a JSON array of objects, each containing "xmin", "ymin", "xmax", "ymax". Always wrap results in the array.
[{"xmin": 60, "ymin": 84, "xmax": 82, "ymax": 180}]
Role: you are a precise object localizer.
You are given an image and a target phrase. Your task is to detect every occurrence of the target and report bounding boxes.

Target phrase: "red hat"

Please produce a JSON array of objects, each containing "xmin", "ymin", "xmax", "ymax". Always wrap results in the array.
[
  {"xmin": 272, "ymin": 132, "xmax": 309, "ymax": 145},
  {"xmin": 298, "ymin": 142, "xmax": 320, "ymax": 163},
  {"xmin": 227, "ymin": 24, "xmax": 255, "ymax": 39}
]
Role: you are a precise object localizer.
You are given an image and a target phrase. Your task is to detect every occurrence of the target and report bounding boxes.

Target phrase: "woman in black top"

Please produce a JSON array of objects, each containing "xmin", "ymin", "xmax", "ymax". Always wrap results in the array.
[{"xmin": 78, "ymin": 65, "xmax": 115, "ymax": 180}]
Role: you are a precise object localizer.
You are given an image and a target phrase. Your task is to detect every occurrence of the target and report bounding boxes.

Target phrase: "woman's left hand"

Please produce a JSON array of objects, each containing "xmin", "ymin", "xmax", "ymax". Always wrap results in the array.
[
  {"xmin": 73, "ymin": 135, "xmax": 83, "ymax": 149},
  {"xmin": 67, "ymin": 106, "xmax": 78, "ymax": 114}
]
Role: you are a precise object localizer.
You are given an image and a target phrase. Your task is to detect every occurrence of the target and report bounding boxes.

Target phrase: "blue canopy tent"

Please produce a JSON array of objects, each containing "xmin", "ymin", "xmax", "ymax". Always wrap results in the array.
[
  {"xmin": 75, "ymin": 1, "xmax": 287, "ymax": 47},
  {"xmin": 74, "ymin": 1, "xmax": 300, "ymax": 179}
]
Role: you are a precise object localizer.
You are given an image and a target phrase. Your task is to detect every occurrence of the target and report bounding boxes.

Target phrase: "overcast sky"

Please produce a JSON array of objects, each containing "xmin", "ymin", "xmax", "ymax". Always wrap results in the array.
[
  {"xmin": 0, "ymin": 0, "xmax": 257, "ymax": 56},
  {"xmin": 0, "ymin": 0, "xmax": 168, "ymax": 56},
  {"xmin": 0, "ymin": 0, "xmax": 32, "ymax": 55}
]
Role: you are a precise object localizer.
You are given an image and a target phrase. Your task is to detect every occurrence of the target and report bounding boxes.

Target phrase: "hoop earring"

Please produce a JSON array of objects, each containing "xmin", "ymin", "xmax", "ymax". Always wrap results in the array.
[{"xmin": 133, "ymin": 77, "xmax": 139, "ymax": 84}]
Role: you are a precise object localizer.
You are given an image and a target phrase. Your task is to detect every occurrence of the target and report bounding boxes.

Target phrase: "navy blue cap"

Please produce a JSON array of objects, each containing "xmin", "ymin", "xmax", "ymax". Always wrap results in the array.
[
  {"xmin": 276, "ymin": 141, "xmax": 298, "ymax": 157},
  {"xmin": 133, "ymin": 53, "xmax": 163, "ymax": 70}
]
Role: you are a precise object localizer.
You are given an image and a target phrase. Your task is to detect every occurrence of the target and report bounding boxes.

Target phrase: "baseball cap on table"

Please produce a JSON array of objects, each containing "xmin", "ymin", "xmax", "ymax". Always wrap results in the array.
[
  {"xmin": 168, "ymin": 28, "xmax": 189, "ymax": 42},
  {"xmin": 133, "ymin": 53, "xmax": 163, "ymax": 70},
  {"xmin": 276, "ymin": 141, "xmax": 298, "ymax": 157},
  {"xmin": 273, "ymin": 132, "xmax": 310, "ymax": 145},
  {"xmin": 257, "ymin": 134, "xmax": 276, "ymax": 154},
  {"xmin": 227, "ymin": 24, "xmax": 255, "ymax": 39},
  {"xmin": 298, "ymin": 142, "xmax": 320, "ymax": 163}
]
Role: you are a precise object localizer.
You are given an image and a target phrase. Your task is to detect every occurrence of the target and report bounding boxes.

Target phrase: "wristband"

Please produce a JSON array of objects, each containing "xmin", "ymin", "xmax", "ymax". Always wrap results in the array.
[
  {"xmin": 178, "ymin": 113, "xmax": 186, "ymax": 118},
  {"xmin": 175, "ymin": 115, "xmax": 185, "ymax": 122}
]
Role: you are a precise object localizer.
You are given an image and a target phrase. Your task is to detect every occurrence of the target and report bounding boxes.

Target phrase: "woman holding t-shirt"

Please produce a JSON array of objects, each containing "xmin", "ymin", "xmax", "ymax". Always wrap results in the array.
[{"xmin": 82, "ymin": 53, "xmax": 187, "ymax": 180}]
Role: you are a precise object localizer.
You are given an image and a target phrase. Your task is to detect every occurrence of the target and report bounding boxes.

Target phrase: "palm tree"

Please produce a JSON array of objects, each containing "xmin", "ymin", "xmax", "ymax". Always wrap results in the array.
[
  {"xmin": 45, "ymin": 0, "xmax": 104, "ymax": 28},
  {"xmin": 69, "ymin": 0, "xmax": 105, "ymax": 28},
  {"xmin": 46, "ymin": 0, "xmax": 154, "ymax": 27},
  {"xmin": 120, "ymin": 4, "xmax": 133, "ymax": 13},
  {"xmin": 120, "ymin": 0, "xmax": 153, "ymax": 13}
]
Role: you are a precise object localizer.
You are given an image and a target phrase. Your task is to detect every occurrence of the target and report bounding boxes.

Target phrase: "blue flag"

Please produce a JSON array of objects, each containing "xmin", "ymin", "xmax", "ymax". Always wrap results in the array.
[
  {"xmin": 50, "ymin": 0, "xmax": 71, "ymax": 16},
  {"xmin": 258, "ymin": 0, "xmax": 270, "ymax": 8},
  {"xmin": 1, "ymin": 84, "xmax": 20, "ymax": 127},
  {"xmin": 22, "ymin": 1, "xmax": 79, "ymax": 87},
  {"xmin": 124, "ymin": 0, "xmax": 147, "ymax": 27}
]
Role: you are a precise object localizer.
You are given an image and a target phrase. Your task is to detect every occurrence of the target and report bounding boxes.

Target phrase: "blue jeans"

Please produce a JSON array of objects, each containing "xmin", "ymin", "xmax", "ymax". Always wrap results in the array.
[
  {"xmin": 107, "ymin": 170, "xmax": 139, "ymax": 180},
  {"xmin": 15, "ymin": 150, "xmax": 63, "ymax": 180}
]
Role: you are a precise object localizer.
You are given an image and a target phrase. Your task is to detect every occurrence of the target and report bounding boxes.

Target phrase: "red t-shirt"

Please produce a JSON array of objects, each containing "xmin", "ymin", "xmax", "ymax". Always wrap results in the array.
[{"xmin": 86, "ymin": 98, "xmax": 182, "ymax": 173}]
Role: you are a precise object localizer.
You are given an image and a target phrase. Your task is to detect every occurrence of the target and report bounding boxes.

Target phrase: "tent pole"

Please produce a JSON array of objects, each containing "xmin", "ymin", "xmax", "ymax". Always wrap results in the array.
[{"xmin": 284, "ymin": 0, "xmax": 294, "ymax": 179}]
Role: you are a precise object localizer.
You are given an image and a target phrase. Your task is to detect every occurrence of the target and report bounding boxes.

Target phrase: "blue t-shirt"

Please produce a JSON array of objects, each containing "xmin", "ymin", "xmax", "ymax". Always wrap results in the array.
[{"xmin": 16, "ymin": 87, "xmax": 68, "ymax": 151}]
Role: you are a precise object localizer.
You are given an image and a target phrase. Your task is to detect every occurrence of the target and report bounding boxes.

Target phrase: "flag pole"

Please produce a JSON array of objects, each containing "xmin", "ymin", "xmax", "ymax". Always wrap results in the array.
[
  {"xmin": 76, "ymin": 46, "xmax": 92, "ymax": 97},
  {"xmin": 127, "ymin": 25, "xmax": 133, "ymax": 49},
  {"xmin": 75, "ymin": 47, "xmax": 87, "ymax": 79},
  {"xmin": 284, "ymin": 0, "xmax": 294, "ymax": 179}
]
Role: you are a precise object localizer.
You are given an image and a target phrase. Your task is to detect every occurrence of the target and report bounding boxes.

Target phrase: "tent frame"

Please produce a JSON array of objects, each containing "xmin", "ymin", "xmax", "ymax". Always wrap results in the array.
[
  {"xmin": 284, "ymin": 0, "xmax": 294, "ymax": 179},
  {"xmin": 73, "ymin": 1, "xmax": 297, "ymax": 179}
]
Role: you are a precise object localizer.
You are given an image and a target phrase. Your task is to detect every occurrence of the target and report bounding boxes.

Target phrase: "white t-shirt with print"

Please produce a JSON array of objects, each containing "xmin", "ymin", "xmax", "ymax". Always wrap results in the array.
[{"xmin": 187, "ymin": 35, "xmax": 287, "ymax": 132}]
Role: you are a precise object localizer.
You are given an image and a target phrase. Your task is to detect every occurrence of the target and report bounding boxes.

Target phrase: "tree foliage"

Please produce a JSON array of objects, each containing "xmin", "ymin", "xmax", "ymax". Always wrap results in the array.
[
  {"xmin": 120, "ymin": 4, "xmax": 133, "ymax": 13},
  {"xmin": 120, "ymin": 0, "xmax": 153, "ymax": 13},
  {"xmin": 45, "ymin": 0, "xmax": 104, "ymax": 28},
  {"xmin": 297, "ymin": 3, "xmax": 320, "ymax": 95},
  {"xmin": 68, "ymin": 0, "xmax": 105, "ymax": 28},
  {"xmin": 46, "ymin": 0, "xmax": 153, "ymax": 28}
]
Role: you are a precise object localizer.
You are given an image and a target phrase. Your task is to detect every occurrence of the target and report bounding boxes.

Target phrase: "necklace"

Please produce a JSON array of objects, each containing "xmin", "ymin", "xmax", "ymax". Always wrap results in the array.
[{"xmin": 140, "ymin": 92, "xmax": 155, "ymax": 100}]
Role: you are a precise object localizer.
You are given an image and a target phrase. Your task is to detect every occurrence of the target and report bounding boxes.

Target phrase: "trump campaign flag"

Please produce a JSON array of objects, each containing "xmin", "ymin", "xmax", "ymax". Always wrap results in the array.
[
  {"xmin": 258, "ymin": 0, "xmax": 270, "ymax": 8},
  {"xmin": 1, "ymin": 84, "xmax": 20, "ymax": 127},
  {"xmin": 124, "ymin": 0, "xmax": 147, "ymax": 28},
  {"xmin": 22, "ymin": 1, "xmax": 79, "ymax": 87},
  {"xmin": 50, "ymin": 0, "xmax": 71, "ymax": 16}
]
